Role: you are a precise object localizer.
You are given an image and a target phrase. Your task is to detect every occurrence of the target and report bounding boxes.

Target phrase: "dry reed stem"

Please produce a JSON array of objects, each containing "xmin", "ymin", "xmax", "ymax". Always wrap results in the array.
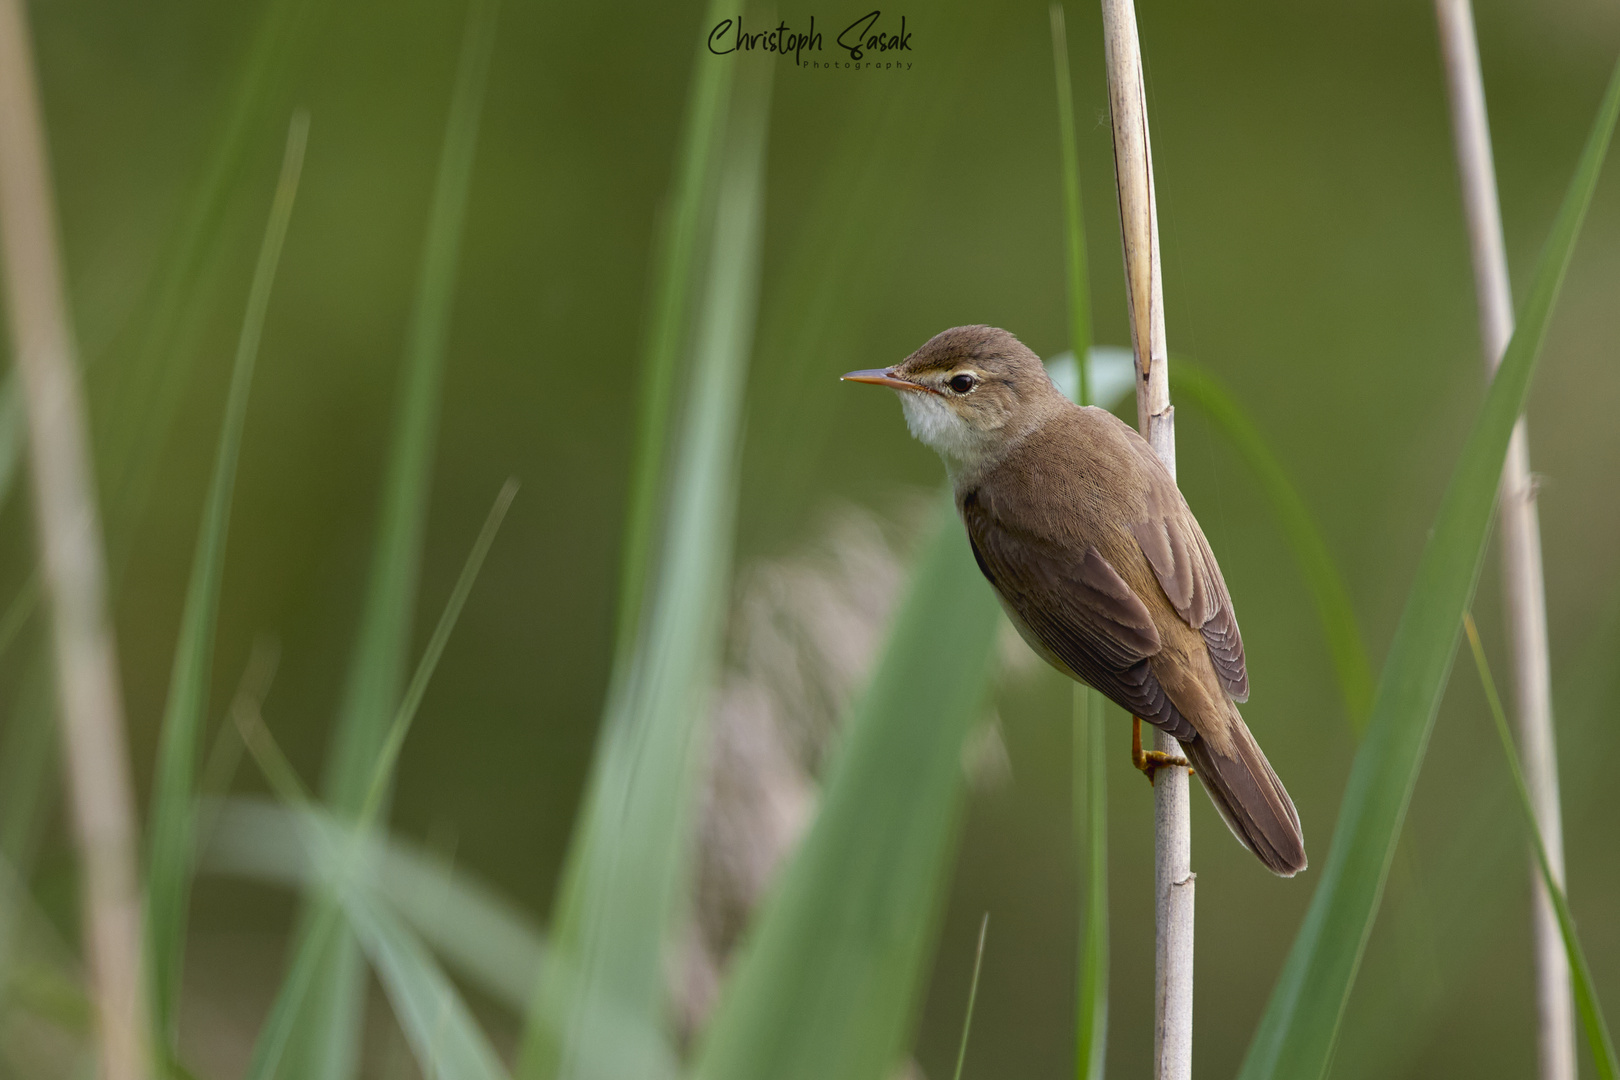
[
  {"xmin": 0, "ymin": 3, "xmax": 150, "ymax": 1079},
  {"xmin": 1099, "ymin": 3, "xmax": 1192, "ymax": 1078},
  {"xmin": 1434, "ymin": 4, "xmax": 1573, "ymax": 1080}
]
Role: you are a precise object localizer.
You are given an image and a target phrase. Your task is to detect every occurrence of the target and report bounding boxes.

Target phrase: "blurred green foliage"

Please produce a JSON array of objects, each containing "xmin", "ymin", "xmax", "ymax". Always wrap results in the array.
[{"xmin": 1, "ymin": 0, "xmax": 1617, "ymax": 1078}]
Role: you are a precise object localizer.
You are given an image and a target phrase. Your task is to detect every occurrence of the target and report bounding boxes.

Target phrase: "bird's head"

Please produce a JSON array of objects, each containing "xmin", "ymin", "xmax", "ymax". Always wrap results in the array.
[{"xmin": 842, "ymin": 325, "xmax": 1065, "ymax": 470}]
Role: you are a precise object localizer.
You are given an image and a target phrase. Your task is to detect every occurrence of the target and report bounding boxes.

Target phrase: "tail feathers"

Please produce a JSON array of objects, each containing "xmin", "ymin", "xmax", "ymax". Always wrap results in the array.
[{"xmin": 1182, "ymin": 716, "xmax": 1306, "ymax": 877}]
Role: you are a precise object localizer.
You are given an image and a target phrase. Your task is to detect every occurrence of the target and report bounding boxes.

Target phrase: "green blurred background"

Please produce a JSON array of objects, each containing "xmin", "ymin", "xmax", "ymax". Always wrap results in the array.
[{"xmin": 7, "ymin": 0, "xmax": 1619, "ymax": 1075}]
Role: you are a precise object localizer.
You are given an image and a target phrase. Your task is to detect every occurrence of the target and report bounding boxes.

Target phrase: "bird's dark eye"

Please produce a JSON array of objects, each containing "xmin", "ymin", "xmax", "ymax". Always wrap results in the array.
[{"xmin": 948, "ymin": 373, "xmax": 977, "ymax": 394}]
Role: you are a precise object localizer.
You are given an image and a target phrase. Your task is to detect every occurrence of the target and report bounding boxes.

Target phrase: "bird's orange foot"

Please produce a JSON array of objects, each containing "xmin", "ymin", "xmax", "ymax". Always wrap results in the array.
[{"xmin": 1131, "ymin": 716, "xmax": 1191, "ymax": 785}]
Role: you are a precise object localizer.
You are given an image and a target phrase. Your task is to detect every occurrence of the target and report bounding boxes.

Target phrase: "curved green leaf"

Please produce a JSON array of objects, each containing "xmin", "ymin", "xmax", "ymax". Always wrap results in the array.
[
  {"xmin": 518, "ymin": 14, "xmax": 772, "ymax": 1080},
  {"xmin": 237, "ymin": 477, "xmax": 514, "ymax": 1080},
  {"xmin": 1464, "ymin": 615, "xmax": 1618, "ymax": 1080},
  {"xmin": 143, "ymin": 114, "xmax": 307, "ymax": 1055},
  {"xmin": 1171, "ymin": 361, "xmax": 1375, "ymax": 729},
  {"xmin": 274, "ymin": 2, "xmax": 501, "ymax": 1076},
  {"xmin": 1237, "ymin": 49, "xmax": 1620, "ymax": 1080}
]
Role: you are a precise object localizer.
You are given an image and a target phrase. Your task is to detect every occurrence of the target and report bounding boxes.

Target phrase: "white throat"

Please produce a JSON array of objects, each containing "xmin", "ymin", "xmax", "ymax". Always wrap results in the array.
[{"xmin": 898, "ymin": 390, "xmax": 990, "ymax": 471}]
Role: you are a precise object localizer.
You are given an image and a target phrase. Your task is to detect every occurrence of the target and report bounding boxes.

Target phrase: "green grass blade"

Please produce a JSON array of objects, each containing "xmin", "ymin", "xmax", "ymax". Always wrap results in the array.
[
  {"xmin": 519, "ymin": 35, "xmax": 772, "ymax": 1080},
  {"xmin": 1463, "ymin": 615, "xmax": 1619, "ymax": 1080},
  {"xmin": 208, "ymin": 795, "xmax": 513, "ymax": 1080},
  {"xmin": 0, "ymin": 648, "xmax": 55, "ymax": 873},
  {"xmin": 0, "ymin": 371, "xmax": 23, "ymax": 520},
  {"xmin": 242, "ymin": 475, "xmax": 514, "ymax": 1077},
  {"xmin": 241, "ymin": 906, "xmax": 344, "ymax": 1080},
  {"xmin": 0, "ymin": 573, "xmax": 39, "ymax": 664},
  {"xmin": 1236, "ymin": 51, "xmax": 1620, "ymax": 1080},
  {"xmin": 0, "ymin": 655, "xmax": 61, "ymax": 1024},
  {"xmin": 1171, "ymin": 361, "xmax": 1375, "ymax": 729},
  {"xmin": 205, "ymin": 797, "xmax": 675, "ymax": 1078},
  {"xmin": 323, "ymin": 0, "xmax": 500, "ymax": 828},
  {"xmin": 1074, "ymin": 687, "xmax": 1108, "ymax": 1080},
  {"xmin": 1050, "ymin": 2, "xmax": 1093, "ymax": 407},
  {"xmin": 284, "ymin": 2, "xmax": 499, "ymax": 1076},
  {"xmin": 98, "ymin": 0, "xmax": 322, "ymax": 558},
  {"xmin": 204, "ymin": 796, "xmax": 544, "ymax": 1013},
  {"xmin": 536, "ymin": 0, "xmax": 740, "ymax": 983},
  {"xmin": 227, "ymin": 694, "xmax": 509, "ymax": 1080},
  {"xmin": 1045, "ymin": 19, "xmax": 1110, "ymax": 1047},
  {"xmin": 951, "ymin": 914, "xmax": 990, "ymax": 1080},
  {"xmin": 143, "ymin": 112, "xmax": 308, "ymax": 1055},
  {"xmin": 689, "ymin": 501, "xmax": 1002, "ymax": 1080},
  {"xmin": 357, "ymin": 478, "xmax": 518, "ymax": 827},
  {"xmin": 608, "ymin": 2, "xmax": 738, "ymax": 665},
  {"xmin": 342, "ymin": 891, "xmax": 511, "ymax": 1080}
]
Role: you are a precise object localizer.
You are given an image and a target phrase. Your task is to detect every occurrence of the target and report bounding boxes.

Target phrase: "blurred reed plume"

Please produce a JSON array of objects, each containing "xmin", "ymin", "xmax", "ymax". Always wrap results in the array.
[
  {"xmin": 679, "ymin": 497, "xmax": 1009, "ymax": 1080},
  {"xmin": 679, "ymin": 506, "xmax": 911, "ymax": 1035}
]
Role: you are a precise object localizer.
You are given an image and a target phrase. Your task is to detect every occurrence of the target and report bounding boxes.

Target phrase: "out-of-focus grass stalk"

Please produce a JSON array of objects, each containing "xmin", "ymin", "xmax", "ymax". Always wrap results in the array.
[
  {"xmin": 1337, "ymin": 585, "xmax": 1620, "ymax": 1078},
  {"xmin": 240, "ymin": 481, "xmax": 515, "ymax": 1080},
  {"xmin": 358, "ymin": 479, "xmax": 517, "ymax": 826},
  {"xmin": 205, "ymin": 795, "xmax": 544, "ymax": 1015},
  {"xmin": 0, "ymin": 649, "xmax": 52, "ymax": 869},
  {"xmin": 1098, "ymin": 2, "xmax": 1190, "ymax": 1076},
  {"xmin": 324, "ymin": 0, "xmax": 499, "ymax": 839},
  {"xmin": 98, "ymin": 0, "xmax": 320, "ymax": 556},
  {"xmin": 607, "ymin": 0, "xmax": 735, "ymax": 666},
  {"xmin": 1051, "ymin": 9, "xmax": 1108, "ymax": 1078},
  {"xmin": 0, "ymin": 368, "xmax": 22, "ymax": 518},
  {"xmin": 951, "ymin": 914, "xmax": 990, "ymax": 1080},
  {"xmin": 1463, "ymin": 615, "xmax": 1618, "ymax": 1080},
  {"xmin": 522, "ymin": 20, "xmax": 771, "ymax": 1078},
  {"xmin": 1237, "ymin": 49, "xmax": 1620, "ymax": 1080},
  {"xmin": 144, "ymin": 112, "xmax": 308, "ymax": 1062},
  {"xmin": 233, "ymin": 712, "xmax": 513, "ymax": 1080},
  {"xmin": 0, "ymin": 0, "xmax": 318, "ymax": 947},
  {"xmin": 1073, "ymin": 680, "xmax": 1108, "ymax": 1080},
  {"xmin": 1433, "ymin": 6, "xmax": 1573, "ymax": 1079},
  {"xmin": 276, "ymin": 2, "xmax": 498, "ymax": 1076},
  {"xmin": 530, "ymin": 12, "xmax": 736, "ymax": 1056},
  {"xmin": 1171, "ymin": 363, "xmax": 1375, "ymax": 729},
  {"xmin": 1051, "ymin": 4, "xmax": 1093, "ymax": 404},
  {"xmin": 0, "ymin": 1, "xmax": 149, "ymax": 1077}
]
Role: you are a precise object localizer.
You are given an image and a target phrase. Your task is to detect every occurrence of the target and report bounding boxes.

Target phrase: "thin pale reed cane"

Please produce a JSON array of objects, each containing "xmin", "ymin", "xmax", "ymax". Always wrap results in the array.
[
  {"xmin": 1433, "ymin": 6, "xmax": 1573, "ymax": 1080},
  {"xmin": 0, "ymin": 2, "xmax": 149, "ymax": 1078},
  {"xmin": 1099, "ymin": 2, "xmax": 1191, "ymax": 1077}
]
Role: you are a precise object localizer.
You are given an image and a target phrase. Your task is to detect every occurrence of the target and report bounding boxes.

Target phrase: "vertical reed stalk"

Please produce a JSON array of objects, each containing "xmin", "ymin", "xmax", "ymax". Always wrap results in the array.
[
  {"xmin": 1433, "ymin": 5, "xmax": 1573, "ymax": 1080},
  {"xmin": 1099, "ymin": 2, "xmax": 1191, "ymax": 1077},
  {"xmin": 0, "ymin": 3, "xmax": 149, "ymax": 1079}
]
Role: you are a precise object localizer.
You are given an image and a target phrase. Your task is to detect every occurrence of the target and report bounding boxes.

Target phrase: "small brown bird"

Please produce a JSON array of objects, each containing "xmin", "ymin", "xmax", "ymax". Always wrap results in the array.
[{"xmin": 844, "ymin": 325, "xmax": 1305, "ymax": 876}]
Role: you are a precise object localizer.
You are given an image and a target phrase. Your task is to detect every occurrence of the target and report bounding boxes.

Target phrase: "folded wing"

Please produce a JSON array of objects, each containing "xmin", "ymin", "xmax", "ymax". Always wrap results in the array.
[{"xmin": 960, "ymin": 489, "xmax": 1195, "ymax": 742}]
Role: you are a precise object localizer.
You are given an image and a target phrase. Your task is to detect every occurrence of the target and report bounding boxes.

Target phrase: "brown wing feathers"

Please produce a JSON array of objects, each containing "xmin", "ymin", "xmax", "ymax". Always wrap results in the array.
[
  {"xmin": 1130, "ymin": 506, "xmax": 1250, "ymax": 702},
  {"xmin": 960, "ymin": 407, "xmax": 1304, "ymax": 876},
  {"xmin": 962, "ymin": 492, "xmax": 1194, "ymax": 742}
]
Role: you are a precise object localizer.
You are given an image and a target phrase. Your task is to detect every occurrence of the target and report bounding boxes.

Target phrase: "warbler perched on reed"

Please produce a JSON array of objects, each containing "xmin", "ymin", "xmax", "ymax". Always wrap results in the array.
[{"xmin": 844, "ymin": 325, "xmax": 1305, "ymax": 876}]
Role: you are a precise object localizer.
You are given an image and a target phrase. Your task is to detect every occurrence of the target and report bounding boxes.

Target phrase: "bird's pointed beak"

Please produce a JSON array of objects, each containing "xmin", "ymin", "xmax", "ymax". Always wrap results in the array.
[{"xmin": 842, "ymin": 368, "xmax": 932, "ymax": 393}]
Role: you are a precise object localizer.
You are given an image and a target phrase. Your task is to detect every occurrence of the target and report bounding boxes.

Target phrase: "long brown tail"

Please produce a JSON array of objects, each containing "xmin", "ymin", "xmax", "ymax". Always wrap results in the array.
[{"xmin": 1181, "ymin": 714, "xmax": 1306, "ymax": 877}]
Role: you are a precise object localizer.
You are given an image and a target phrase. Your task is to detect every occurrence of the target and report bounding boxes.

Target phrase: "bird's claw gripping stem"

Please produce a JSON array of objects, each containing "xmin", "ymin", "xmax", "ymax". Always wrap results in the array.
[{"xmin": 1132, "ymin": 715, "xmax": 1191, "ymax": 785}]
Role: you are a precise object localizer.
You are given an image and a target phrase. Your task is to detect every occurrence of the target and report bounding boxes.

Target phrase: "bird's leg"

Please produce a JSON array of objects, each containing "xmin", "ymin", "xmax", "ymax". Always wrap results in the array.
[{"xmin": 1131, "ymin": 716, "xmax": 1191, "ymax": 785}]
